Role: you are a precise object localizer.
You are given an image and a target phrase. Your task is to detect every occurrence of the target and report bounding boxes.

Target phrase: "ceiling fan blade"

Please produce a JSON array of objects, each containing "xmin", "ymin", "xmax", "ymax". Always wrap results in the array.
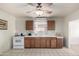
[
  {"xmin": 26, "ymin": 10, "xmax": 35, "ymax": 13},
  {"xmin": 46, "ymin": 11, "xmax": 52, "ymax": 14},
  {"xmin": 43, "ymin": 10, "xmax": 52, "ymax": 14}
]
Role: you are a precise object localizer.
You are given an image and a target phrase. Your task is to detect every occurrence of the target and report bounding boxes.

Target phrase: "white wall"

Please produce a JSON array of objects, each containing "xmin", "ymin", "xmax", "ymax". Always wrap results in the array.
[
  {"xmin": 51, "ymin": 18, "xmax": 64, "ymax": 33},
  {"xmin": 15, "ymin": 17, "xmax": 64, "ymax": 36},
  {"xmin": 15, "ymin": 17, "xmax": 32, "ymax": 35},
  {"xmin": 0, "ymin": 10, "xmax": 16, "ymax": 53},
  {"xmin": 64, "ymin": 9, "xmax": 79, "ymax": 48},
  {"xmin": 69, "ymin": 20, "xmax": 79, "ymax": 44}
]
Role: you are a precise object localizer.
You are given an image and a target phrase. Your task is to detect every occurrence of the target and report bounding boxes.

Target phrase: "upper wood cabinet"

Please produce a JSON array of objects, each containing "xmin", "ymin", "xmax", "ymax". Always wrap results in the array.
[
  {"xmin": 26, "ymin": 20, "xmax": 33, "ymax": 30},
  {"xmin": 47, "ymin": 20, "xmax": 55, "ymax": 30}
]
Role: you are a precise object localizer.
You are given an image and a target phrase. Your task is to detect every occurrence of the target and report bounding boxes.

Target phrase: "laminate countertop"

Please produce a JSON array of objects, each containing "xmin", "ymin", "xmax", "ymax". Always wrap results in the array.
[{"xmin": 24, "ymin": 36, "xmax": 64, "ymax": 38}]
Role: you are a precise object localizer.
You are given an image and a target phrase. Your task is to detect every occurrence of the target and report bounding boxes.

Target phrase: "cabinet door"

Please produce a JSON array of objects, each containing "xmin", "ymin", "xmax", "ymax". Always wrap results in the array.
[
  {"xmin": 26, "ymin": 20, "xmax": 33, "ymax": 30},
  {"xmin": 46, "ymin": 38, "xmax": 51, "ymax": 48},
  {"xmin": 24, "ymin": 37, "xmax": 32, "ymax": 48},
  {"xmin": 47, "ymin": 20, "xmax": 55, "ymax": 30},
  {"xmin": 24, "ymin": 39, "xmax": 31, "ymax": 48},
  {"xmin": 35, "ymin": 38, "xmax": 40, "ymax": 48},
  {"xmin": 30, "ymin": 38, "xmax": 35, "ymax": 48},
  {"xmin": 40, "ymin": 38, "xmax": 46, "ymax": 48},
  {"xmin": 57, "ymin": 38, "xmax": 63, "ymax": 48},
  {"xmin": 51, "ymin": 37, "xmax": 56, "ymax": 48}
]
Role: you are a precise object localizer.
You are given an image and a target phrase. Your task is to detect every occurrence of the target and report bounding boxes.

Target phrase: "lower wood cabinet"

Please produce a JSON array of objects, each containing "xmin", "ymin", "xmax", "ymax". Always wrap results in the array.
[
  {"xmin": 56, "ymin": 38, "xmax": 63, "ymax": 48},
  {"xmin": 46, "ymin": 38, "xmax": 51, "ymax": 48},
  {"xmin": 35, "ymin": 39, "xmax": 41, "ymax": 48},
  {"xmin": 30, "ymin": 39, "xmax": 35, "ymax": 48},
  {"xmin": 40, "ymin": 38, "xmax": 46, "ymax": 48},
  {"xmin": 24, "ymin": 38, "xmax": 31, "ymax": 48},
  {"xmin": 51, "ymin": 37, "xmax": 56, "ymax": 48},
  {"xmin": 24, "ymin": 37, "xmax": 63, "ymax": 48}
]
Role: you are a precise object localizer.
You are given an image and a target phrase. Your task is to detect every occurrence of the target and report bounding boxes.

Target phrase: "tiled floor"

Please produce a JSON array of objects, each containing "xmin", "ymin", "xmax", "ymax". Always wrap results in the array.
[{"xmin": 1, "ymin": 47, "xmax": 79, "ymax": 56}]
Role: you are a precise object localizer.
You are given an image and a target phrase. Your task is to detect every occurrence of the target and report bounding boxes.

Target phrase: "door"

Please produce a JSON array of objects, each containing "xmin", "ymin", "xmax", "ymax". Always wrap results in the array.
[
  {"xmin": 47, "ymin": 20, "xmax": 55, "ymax": 30},
  {"xmin": 35, "ymin": 38, "xmax": 41, "ymax": 48},
  {"xmin": 24, "ymin": 38, "xmax": 31, "ymax": 48},
  {"xmin": 46, "ymin": 38, "xmax": 51, "ymax": 48},
  {"xmin": 26, "ymin": 20, "xmax": 33, "ymax": 30},
  {"xmin": 51, "ymin": 37, "xmax": 56, "ymax": 48},
  {"xmin": 40, "ymin": 38, "xmax": 46, "ymax": 48},
  {"xmin": 30, "ymin": 38, "xmax": 35, "ymax": 48},
  {"xmin": 57, "ymin": 38, "xmax": 63, "ymax": 48}
]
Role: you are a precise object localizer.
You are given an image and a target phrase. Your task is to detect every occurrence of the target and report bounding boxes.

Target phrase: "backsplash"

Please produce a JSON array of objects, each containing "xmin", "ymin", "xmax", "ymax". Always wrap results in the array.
[
  {"xmin": 26, "ymin": 30, "xmax": 56, "ymax": 36},
  {"xmin": 34, "ymin": 18, "xmax": 47, "ymax": 32}
]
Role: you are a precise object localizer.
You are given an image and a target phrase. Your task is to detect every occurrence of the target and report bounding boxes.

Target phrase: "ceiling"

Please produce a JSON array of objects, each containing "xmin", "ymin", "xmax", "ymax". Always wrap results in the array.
[{"xmin": 0, "ymin": 3, "xmax": 79, "ymax": 18}]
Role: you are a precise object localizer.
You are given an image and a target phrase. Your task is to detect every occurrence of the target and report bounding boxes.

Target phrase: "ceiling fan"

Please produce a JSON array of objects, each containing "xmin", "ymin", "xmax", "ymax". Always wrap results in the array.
[{"xmin": 26, "ymin": 3, "xmax": 53, "ymax": 16}]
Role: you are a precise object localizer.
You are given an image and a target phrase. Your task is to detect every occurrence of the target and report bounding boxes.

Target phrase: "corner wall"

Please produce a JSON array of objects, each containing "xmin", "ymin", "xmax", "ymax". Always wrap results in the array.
[
  {"xmin": 64, "ymin": 9, "xmax": 79, "ymax": 48},
  {"xmin": 0, "ymin": 10, "xmax": 16, "ymax": 54}
]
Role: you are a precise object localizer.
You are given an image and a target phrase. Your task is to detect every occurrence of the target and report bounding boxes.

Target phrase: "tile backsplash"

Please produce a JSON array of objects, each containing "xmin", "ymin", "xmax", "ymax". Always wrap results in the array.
[
  {"xmin": 34, "ymin": 18, "xmax": 47, "ymax": 32},
  {"xmin": 26, "ymin": 30, "xmax": 56, "ymax": 36}
]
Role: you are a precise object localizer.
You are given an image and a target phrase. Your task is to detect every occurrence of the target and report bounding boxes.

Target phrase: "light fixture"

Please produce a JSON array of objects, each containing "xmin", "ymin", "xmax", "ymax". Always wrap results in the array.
[
  {"xmin": 26, "ymin": 3, "xmax": 53, "ymax": 17},
  {"xmin": 35, "ymin": 9, "xmax": 43, "ymax": 16}
]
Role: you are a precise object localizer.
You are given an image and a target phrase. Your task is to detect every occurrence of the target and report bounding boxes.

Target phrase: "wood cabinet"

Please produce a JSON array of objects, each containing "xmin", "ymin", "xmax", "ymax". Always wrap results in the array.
[
  {"xmin": 30, "ymin": 38, "xmax": 35, "ymax": 48},
  {"xmin": 51, "ymin": 37, "xmax": 56, "ymax": 48},
  {"xmin": 40, "ymin": 38, "xmax": 46, "ymax": 48},
  {"xmin": 24, "ymin": 37, "xmax": 63, "ymax": 48},
  {"xmin": 26, "ymin": 20, "xmax": 33, "ymax": 30},
  {"xmin": 24, "ymin": 37, "xmax": 31, "ymax": 48},
  {"xmin": 46, "ymin": 38, "xmax": 51, "ymax": 48},
  {"xmin": 47, "ymin": 20, "xmax": 55, "ymax": 30},
  {"xmin": 56, "ymin": 38, "xmax": 63, "ymax": 48},
  {"xmin": 35, "ymin": 38, "xmax": 41, "ymax": 48}
]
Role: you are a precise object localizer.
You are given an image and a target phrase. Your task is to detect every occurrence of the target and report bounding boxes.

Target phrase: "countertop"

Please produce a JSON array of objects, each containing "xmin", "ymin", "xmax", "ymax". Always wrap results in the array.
[
  {"xmin": 24, "ymin": 36, "xmax": 64, "ymax": 38},
  {"xmin": 14, "ymin": 35, "xmax": 64, "ymax": 38}
]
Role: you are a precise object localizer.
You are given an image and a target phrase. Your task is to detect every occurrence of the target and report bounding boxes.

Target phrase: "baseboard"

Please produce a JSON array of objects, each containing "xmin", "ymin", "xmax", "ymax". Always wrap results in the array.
[
  {"xmin": 70, "ymin": 44, "xmax": 79, "ymax": 48},
  {"xmin": 0, "ymin": 49, "xmax": 10, "ymax": 55}
]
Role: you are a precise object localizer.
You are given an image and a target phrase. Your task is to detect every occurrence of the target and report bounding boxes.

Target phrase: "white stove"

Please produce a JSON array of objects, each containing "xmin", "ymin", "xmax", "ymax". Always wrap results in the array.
[{"xmin": 13, "ymin": 36, "xmax": 24, "ymax": 49}]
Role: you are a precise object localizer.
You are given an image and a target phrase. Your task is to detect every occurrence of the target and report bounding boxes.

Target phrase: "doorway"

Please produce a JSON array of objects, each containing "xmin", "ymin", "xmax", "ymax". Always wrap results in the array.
[{"xmin": 69, "ymin": 19, "xmax": 79, "ymax": 48}]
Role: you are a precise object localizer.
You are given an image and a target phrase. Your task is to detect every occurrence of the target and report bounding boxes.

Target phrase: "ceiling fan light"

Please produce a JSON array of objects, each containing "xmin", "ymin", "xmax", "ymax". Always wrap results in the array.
[{"xmin": 35, "ymin": 10, "xmax": 43, "ymax": 16}]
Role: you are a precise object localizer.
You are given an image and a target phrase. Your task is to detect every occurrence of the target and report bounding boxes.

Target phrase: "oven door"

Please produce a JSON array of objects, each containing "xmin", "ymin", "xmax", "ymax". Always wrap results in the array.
[{"xmin": 13, "ymin": 37, "xmax": 24, "ymax": 45}]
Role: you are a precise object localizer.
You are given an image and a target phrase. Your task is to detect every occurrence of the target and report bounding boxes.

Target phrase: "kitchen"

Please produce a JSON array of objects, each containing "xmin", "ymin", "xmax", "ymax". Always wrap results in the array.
[
  {"xmin": 1, "ymin": 3, "xmax": 79, "ymax": 56},
  {"xmin": 13, "ymin": 17, "xmax": 64, "ymax": 49}
]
